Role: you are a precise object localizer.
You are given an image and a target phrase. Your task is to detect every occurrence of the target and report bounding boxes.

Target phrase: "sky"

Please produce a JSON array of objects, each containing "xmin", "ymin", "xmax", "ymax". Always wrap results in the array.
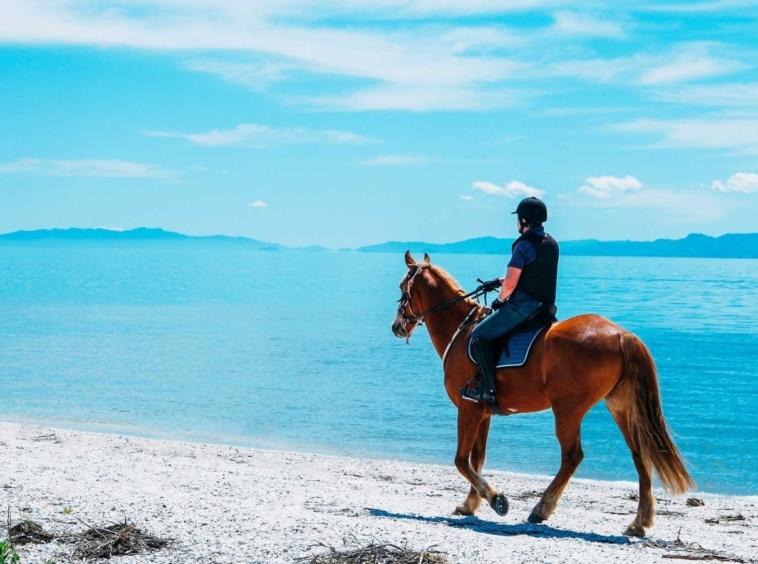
[{"xmin": 0, "ymin": 1, "xmax": 757, "ymax": 248}]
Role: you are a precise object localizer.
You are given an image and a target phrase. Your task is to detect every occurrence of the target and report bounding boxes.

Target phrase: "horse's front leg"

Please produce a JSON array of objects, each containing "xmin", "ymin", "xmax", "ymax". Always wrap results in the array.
[
  {"xmin": 454, "ymin": 416, "xmax": 491, "ymax": 515},
  {"xmin": 453, "ymin": 407, "xmax": 508, "ymax": 516}
]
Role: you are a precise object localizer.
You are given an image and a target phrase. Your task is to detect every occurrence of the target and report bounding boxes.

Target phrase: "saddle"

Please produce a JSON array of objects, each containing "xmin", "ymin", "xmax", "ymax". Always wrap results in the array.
[{"xmin": 468, "ymin": 305, "xmax": 557, "ymax": 369}]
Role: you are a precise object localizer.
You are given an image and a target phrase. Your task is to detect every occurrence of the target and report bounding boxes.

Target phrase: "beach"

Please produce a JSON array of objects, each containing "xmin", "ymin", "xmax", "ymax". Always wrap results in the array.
[{"xmin": 1, "ymin": 422, "xmax": 755, "ymax": 563}]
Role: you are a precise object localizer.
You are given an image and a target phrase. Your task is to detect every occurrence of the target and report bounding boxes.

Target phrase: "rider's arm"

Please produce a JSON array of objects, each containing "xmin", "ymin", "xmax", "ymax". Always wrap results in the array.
[{"xmin": 499, "ymin": 267, "xmax": 522, "ymax": 301}]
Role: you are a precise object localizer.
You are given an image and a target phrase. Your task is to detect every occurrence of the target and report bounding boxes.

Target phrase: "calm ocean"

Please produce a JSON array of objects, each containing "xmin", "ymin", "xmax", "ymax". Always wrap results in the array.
[{"xmin": 1, "ymin": 245, "xmax": 756, "ymax": 494}]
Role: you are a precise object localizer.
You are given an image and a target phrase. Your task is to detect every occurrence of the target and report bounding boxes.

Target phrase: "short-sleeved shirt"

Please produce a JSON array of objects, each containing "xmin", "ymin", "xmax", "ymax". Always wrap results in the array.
[{"xmin": 507, "ymin": 226, "xmax": 544, "ymax": 269}]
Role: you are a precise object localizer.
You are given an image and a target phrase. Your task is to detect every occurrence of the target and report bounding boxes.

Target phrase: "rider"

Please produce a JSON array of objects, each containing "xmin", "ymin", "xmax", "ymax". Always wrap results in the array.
[{"xmin": 462, "ymin": 196, "xmax": 559, "ymax": 405}]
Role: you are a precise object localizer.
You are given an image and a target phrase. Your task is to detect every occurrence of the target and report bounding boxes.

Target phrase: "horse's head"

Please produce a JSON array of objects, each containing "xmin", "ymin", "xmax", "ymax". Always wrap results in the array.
[{"xmin": 392, "ymin": 250, "xmax": 432, "ymax": 340}]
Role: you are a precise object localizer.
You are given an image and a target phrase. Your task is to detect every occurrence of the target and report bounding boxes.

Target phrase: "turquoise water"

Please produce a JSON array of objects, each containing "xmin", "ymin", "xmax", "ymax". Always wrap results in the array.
[{"xmin": 0, "ymin": 245, "xmax": 756, "ymax": 494}]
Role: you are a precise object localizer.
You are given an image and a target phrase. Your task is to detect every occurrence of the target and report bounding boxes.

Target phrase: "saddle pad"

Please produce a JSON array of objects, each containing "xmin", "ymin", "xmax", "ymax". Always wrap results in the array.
[{"xmin": 468, "ymin": 324, "xmax": 548, "ymax": 369}]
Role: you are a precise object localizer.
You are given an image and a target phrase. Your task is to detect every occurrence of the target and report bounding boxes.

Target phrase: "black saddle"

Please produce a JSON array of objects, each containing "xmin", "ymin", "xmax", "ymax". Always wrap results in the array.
[{"xmin": 468, "ymin": 305, "xmax": 557, "ymax": 369}]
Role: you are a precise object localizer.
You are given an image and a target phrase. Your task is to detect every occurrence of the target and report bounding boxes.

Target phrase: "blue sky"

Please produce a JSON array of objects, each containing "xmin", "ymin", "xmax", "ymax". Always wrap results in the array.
[{"xmin": 0, "ymin": 1, "xmax": 756, "ymax": 247}]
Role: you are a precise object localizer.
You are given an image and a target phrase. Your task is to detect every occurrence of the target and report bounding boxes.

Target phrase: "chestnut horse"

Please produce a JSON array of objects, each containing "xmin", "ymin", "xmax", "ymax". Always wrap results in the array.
[{"xmin": 391, "ymin": 252, "xmax": 693, "ymax": 537}]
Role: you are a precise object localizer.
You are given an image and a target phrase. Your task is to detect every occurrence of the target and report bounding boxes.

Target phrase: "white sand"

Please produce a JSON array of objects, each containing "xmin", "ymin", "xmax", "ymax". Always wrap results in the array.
[{"xmin": 1, "ymin": 422, "xmax": 756, "ymax": 563}]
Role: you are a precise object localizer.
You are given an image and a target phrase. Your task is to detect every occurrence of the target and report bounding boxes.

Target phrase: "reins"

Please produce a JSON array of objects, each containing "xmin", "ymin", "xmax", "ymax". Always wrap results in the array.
[{"xmin": 397, "ymin": 265, "xmax": 498, "ymax": 343}]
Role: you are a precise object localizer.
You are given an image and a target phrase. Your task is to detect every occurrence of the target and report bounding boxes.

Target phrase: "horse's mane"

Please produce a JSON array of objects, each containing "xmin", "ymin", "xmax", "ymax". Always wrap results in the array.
[{"xmin": 427, "ymin": 265, "xmax": 479, "ymax": 307}]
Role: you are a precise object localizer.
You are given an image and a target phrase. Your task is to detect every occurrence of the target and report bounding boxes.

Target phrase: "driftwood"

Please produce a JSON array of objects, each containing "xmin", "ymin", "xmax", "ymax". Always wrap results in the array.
[
  {"xmin": 303, "ymin": 538, "xmax": 450, "ymax": 564},
  {"xmin": 72, "ymin": 520, "xmax": 171, "ymax": 560},
  {"xmin": 644, "ymin": 529, "xmax": 746, "ymax": 564},
  {"xmin": 8, "ymin": 521, "xmax": 55, "ymax": 545}
]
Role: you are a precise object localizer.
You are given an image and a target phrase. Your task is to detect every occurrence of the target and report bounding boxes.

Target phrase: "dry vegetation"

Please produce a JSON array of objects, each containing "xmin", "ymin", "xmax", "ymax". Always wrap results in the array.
[
  {"xmin": 71, "ymin": 520, "xmax": 171, "ymax": 560},
  {"xmin": 303, "ymin": 538, "xmax": 450, "ymax": 564}
]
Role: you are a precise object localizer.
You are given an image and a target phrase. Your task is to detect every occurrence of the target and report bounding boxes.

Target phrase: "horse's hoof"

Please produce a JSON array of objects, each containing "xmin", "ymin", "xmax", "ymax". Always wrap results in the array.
[
  {"xmin": 490, "ymin": 493, "xmax": 509, "ymax": 516},
  {"xmin": 527, "ymin": 510, "xmax": 545, "ymax": 524},
  {"xmin": 453, "ymin": 505, "xmax": 473, "ymax": 516},
  {"xmin": 624, "ymin": 524, "xmax": 646, "ymax": 538}
]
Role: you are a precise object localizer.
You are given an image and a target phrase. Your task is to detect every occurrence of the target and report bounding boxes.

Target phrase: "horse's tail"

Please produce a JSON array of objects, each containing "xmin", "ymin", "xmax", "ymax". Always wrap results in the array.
[{"xmin": 620, "ymin": 332, "xmax": 694, "ymax": 496}]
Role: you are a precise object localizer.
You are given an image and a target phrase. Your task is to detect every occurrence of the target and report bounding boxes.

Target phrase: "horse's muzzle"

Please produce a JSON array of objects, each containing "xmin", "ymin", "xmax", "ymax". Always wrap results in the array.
[{"xmin": 391, "ymin": 320, "xmax": 408, "ymax": 338}]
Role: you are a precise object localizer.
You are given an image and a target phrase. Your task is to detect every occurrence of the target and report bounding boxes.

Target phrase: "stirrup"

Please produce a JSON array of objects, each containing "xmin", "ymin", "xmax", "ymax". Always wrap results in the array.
[{"xmin": 460, "ymin": 385, "xmax": 496, "ymax": 405}]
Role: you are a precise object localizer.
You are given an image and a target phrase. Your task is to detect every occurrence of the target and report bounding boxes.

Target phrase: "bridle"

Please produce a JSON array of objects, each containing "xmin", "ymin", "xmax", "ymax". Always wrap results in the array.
[
  {"xmin": 397, "ymin": 264, "xmax": 494, "ymax": 344},
  {"xmin": 396, "ymin": 265, "xmax": 432, "ymax": 330}
]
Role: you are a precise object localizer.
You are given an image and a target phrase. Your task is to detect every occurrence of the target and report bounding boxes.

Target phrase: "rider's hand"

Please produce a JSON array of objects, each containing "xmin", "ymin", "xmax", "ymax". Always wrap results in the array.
[
  {"xmin": 491, "ymin": 297, "xmax": 505, "ymax": 310},
  {"xmin": 481, "ymin": 278, "xmax": 502, "ymax": 292}
]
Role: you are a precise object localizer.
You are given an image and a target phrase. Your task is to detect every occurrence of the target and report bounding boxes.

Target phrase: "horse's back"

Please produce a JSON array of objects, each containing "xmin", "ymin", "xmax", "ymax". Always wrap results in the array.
[
  {"xmin": 546, "ymin": 313, "xmax": 625, "ymax": 351},
  {"xmin": 539, "ymin": 314, "xmax": 626, "ymax": 403}
]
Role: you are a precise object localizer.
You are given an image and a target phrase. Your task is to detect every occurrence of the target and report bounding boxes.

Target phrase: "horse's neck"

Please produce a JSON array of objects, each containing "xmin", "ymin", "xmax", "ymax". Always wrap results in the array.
[{"xmin": 420, "ymin": 288, "xmax": 477, "ymax": 359}]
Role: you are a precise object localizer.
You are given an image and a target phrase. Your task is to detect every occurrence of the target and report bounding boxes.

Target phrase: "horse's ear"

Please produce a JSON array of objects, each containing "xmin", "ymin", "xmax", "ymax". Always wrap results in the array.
[
  {"xmin": 422, "ymin": 253, "xmax": 431, "ymax": 266},
  {"xmin": 404, "ymin": 250, "xmax": 416, "ymax": 268}
]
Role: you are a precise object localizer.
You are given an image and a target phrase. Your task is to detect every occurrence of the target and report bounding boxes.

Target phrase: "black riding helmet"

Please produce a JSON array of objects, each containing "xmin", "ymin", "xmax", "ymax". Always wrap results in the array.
[{"xmin": 512, "ymin": 196, "xmax": 547, "ymax": 224}]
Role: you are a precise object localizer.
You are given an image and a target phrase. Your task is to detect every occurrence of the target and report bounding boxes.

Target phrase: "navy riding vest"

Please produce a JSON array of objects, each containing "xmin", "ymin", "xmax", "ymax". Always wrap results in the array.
[{"xmin": 511, "ymin": 231, "xmax": 559, "ymax": 305}]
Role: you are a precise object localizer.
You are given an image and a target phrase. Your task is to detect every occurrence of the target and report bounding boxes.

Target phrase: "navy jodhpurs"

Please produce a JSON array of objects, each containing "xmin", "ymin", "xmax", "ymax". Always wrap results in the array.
[{"xmin": 471, "ymin": 292, "xmax": 543, "ymax": 346}]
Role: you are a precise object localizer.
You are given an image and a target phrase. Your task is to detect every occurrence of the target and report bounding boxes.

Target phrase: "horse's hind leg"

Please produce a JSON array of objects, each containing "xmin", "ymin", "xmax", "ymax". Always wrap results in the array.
[
  {"xmin": 606, "ymin": 391, "xmax": 655, "ymax": 537},
  {"xmin": 528, "ymin": 403, "xmax": 586, "ymax": 523},
  {"xmin": 454, "ymin": 416, "xmax": 491, "ymax": 516},
  {"xmin": 453, "ymin": 407, "xmax": 504, "ymax": 514}
]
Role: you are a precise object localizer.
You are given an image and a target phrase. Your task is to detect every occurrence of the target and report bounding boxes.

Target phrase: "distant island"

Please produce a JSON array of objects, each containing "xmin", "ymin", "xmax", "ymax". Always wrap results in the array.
[
  {"xmin": 0, "ymin": 227, "xmax": 320, "ymax": 252},
  {"xmin": 357, "ymin": 233, "xmax": 758, "ymax": 259},
  {"xmin": 0, "ymin": 227, "xmax": 756, "ymax": 258}
]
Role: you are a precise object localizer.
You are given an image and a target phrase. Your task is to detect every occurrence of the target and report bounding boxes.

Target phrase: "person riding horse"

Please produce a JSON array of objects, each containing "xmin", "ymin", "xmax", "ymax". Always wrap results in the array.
[
  {"xmin": 393, "ymin": 214, "xmax": 692, "ymax": 537},
  {"xmin": 462, "ymin": 196, "xmax": 559, "ymax": 405}
]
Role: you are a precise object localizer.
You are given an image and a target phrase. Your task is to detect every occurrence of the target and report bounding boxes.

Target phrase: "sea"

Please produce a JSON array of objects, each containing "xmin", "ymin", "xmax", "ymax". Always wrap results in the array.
[{"xmin": 0, "ymin": 244, "xmax": 756, "ymax": 494}]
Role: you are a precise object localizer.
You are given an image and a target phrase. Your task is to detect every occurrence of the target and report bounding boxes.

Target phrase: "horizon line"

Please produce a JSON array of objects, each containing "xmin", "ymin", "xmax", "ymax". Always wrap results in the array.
[{"xmin": 0, "ymin": 225, "xmax": 756, "ymax": 251}]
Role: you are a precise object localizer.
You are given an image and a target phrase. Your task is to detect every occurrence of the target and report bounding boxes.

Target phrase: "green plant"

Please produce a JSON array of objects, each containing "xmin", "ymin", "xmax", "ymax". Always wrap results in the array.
[{"xmin": 0, "ymin": 539, "xmax": 20, "ymax": 564}]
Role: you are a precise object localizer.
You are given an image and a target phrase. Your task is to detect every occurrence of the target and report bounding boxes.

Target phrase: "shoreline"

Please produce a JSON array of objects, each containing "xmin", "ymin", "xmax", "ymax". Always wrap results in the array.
[
  {"xmin": 1, "ymin": 421, "xmax": 756, "ymax": 563},
  {"xmin": 5, "ymin": 414, "xmax": 751, "ymax": 498}
]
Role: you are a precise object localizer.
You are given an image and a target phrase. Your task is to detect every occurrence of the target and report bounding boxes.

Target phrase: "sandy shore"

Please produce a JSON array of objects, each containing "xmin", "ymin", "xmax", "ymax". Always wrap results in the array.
[{"xmin": 1, "ymin": 422, "xmax": 756, "ymax": 563}]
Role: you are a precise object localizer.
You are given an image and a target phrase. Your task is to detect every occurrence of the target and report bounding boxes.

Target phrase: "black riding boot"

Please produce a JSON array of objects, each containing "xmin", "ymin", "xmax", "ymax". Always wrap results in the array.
[{"xmin": 462, "ymin": 338, "xmax": 497, "ymax": 405}]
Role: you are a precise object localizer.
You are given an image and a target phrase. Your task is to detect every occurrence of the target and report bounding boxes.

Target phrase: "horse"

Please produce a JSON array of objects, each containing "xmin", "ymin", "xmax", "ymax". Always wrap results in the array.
[{"xmin": 391, "ymin": 251, "xmax": 693, "ymax": 537}]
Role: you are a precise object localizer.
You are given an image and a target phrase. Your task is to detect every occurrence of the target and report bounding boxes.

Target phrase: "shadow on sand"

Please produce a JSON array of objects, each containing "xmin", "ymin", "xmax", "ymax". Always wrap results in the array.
[{"xmin": 366, "ymin": 508, "xmax": 629, "ymax": 546}]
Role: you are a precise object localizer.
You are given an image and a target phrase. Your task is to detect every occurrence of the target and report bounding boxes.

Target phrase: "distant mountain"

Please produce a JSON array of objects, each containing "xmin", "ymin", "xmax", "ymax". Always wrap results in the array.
[
  {"xmin": 561, "ymin": 233, "xmax": 757, "ymax": 258},
  {"xmin": 358, "ymin": 233, "xmax": 758, "ymax": 259},
  {"xmin": 0, "ymin": 227, "xmax": 284, "ymax": 250},
  {"xmin": 2, "ymin": 228, "xmax": 756, "ymax": 258}
]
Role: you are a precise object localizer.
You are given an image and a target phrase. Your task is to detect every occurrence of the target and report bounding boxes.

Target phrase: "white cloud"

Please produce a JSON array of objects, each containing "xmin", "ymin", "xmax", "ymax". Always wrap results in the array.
[
  {"xmin": 712, "ymin": 172, "xmax": 758, "ymax": 193},
  {"xmin": 460, "ymin": 194, "xmax": 474, "ymax": 201},
  {"xmin": 548, "ymin": 46, "xmax": 743, "ymax": 86},
  {"xmin": 0, "ymin": 158, "xmax": 175, "ymax": 179},
  {"xmin": 546, "ymin": 56, "xmax": 633, "ymax": 83},
  {"xmin": 304, "ymin": 85, "xmax": 524, "ymax": 112},
  {"xmin": 651, "ymin": 83, "xmax": 758, "ymax": 108},
  {"xmin": 570, "ymin": 184, "xmax": 730, "ymax": 222},
  {"xmin": 551, "ymin": 11, "xmax": 624, "ymax": 38},
  {"xmin": 473, "ymin": 180, "xmax": 545, "ymax": 198},
  {"xmin": 635, "ymin": 0, "xmax": 758, "ymax": 13},
  {"xmin": 183, "ymin": 59, "xmax": 296, "ymax": 91},
  {"xmin": 146, "ymin": 124, "xmax": 379, "ymax": 147},
  {"xmin": 597, "ymin": 188, "xmax": 728, "ymax": 222},
  {"xmin": 443, "ymin": 26, "xmax": 523, "ymax": 53},
  {"xmin": 573, "ymin": 174, "xmax": 734, "ymax": 221},
  {"xmin": 361, "ymin": 154, "xmax": 428, "ymax": 166},
  {"xmin": 579, "ymin": 175, "xmax": 643, "ymax": 199},
  {"xmin": 0, "ymin": 0, "xmax": 751, "ymax": 113},
  {"xmin": 248, "ymin": 200, "xmax": 268, "ymax": 208},
  {"xmin": 0, "ymin": 1, "xmax": 528, "ymax": 111},
  {"xmin": 615, "ymin": 118, "xmax": 758, "ymax": 154},
  {"xmin": 639, "ymin": 55, "xmax": 742, "ymax": 85},
  {"xmin": 325, "ymin": 0, "xmax": 572, "ymax": 17}
]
